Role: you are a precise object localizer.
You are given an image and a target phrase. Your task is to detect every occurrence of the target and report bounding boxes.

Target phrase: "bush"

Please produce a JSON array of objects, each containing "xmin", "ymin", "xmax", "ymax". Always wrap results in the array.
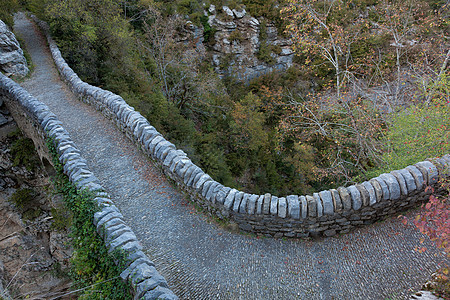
[
  {"xmin": 9, "ymin": 188, "xmax": 36, "ymax": 211},
  {"xmin": 369, "ymin": 97, "xmax": 450, "ymax": 176},
  {"xmin": 10, "ymin": 135, "xmax": 40, "ymax": 171}
]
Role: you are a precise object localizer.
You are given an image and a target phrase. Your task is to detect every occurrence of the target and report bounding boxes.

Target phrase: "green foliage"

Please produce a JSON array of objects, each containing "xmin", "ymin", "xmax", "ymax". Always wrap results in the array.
[
  {"xmin": 228, "ymin": 29, "xmax": 244, "ymax": 42},
  {"xmin": 9, "ymin": 188, "xmax": 36, "ymax": 211},
  {"xmin": 200, "ymin": 15, "xmax": 216, "ymax": 46},
  {"xmin": 50, "ymin": 204, "xmax": 72, "ymax": 231},
  {"xmin": 10, "ymin": 134, "xmax": 40, "ymax": 171},
  {"xmin": 46, "ymin": 138, "xmax": 132, "ymax": 300},
  {"xmin": 368, "ymin": 98, "xmax": 450, "ymax": 177},
  {"xmin": 9, "ymin": 188, "xmax": 42, "ymax": 220},
  {"xmin": 0, "ymin": 0, "xmax": 19, "ymax": 28}
]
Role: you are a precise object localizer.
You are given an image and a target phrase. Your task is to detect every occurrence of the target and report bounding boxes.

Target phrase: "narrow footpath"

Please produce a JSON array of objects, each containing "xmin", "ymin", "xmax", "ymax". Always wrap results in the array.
[{"xmin": 13, "ymin": 13, "xmax": 448, "ymax": 299}]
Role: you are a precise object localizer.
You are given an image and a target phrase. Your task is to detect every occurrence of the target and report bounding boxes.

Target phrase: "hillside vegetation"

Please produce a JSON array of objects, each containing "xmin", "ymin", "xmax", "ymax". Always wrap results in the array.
[{"xmin": 11, "ymin": 0, "xmax": 450, "ymax": 196}]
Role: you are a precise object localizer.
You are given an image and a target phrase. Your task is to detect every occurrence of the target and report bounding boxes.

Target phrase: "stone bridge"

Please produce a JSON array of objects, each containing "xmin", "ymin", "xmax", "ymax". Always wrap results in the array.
[{"xmin": 1, "ymin": 13, "xmax": 449, "ymax": 300}]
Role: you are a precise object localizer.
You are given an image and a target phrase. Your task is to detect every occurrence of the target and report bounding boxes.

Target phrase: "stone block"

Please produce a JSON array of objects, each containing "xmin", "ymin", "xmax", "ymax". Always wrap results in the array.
[
  {"xmin": 232, "ymin": 192, "xmax": 244, "ymax": 212},
  {"xmin": 239, "ymin": 193, "xmax": 250, "ymax": 214},
  {"xmin": 129, "ymin": 263, "xmax": 161, "ymax": 285},
  {"xmin": 362, "ymin": 181, "xmax": 377, "ymax": 206},
  {"xmin": 278, "ymin": 197, "xmax": 287, "ymax": 218},
  {"xmin": 372, "ymin": 177, "xmax": 390, "ymax": 200},
  {"xmin": 186, "ymin": 167, "xmax": 202, "ymax": 187},
  {"xmin": 347, "ymin": 185, "xmax": 362, "ymax": 210},
  {"xmin": 337, "ymin": 187, "xmax": 352, "ymax": 210},
  {"xmin": 116, "ymin": 240, "xmax": 143, "ymax": 253},
  {"xmin": 256, "ymin": 195, "xmax": 264, "ymax": 215},
  {"xmin": 380, "ymin": 173, "xmax": 402, "ymax": 200},
  {"xmin": 391, "ymin": 170, "xmax": 408, "ymax": 196},
  {"xmin": 135, "ymin": 276, "xmax": 169, "ymax": 299},
  {"xmin": 142, "ymin": 287, "xmax": 178, "ymax": 300},
  {"xmin": 201, "ymin": 180, "xmax": 215, "ymax": 198},
  {"xmin": 154, "ymin": 141, "xmax": 175, "ymax": 161},
  {"xmin": 355, "ymin": 184, "xmax": 370, "ymax": 207},
  {"xmin": 206, "ymin": 182, "xmax": 221, "ymax": 202},
  {"xmin": 286, "ymin": 195, "xmax": 300, "ymax": 219},
  {"xmin": 330, "ymin": 189, "xmax": 342, "ymax": 212},
  {"xmin": 398, "ymin": 168, "xmax": 417, "ymax": 193},
  {"xmin": 195, "ymin": 174, "xmax": 213, "ymax": 191},
  {"xmin": 306, "ymin": 195, "xmax": 316, "ymax": 217},
  {"xmin": 416, "ymin": 161, "xmax": 438, "ymax": 185},
  {"xmin": 247, "ymin": 194, "xmax": 259, "ymax": 215},
  {"xmin": 147, "ymin": 136, "xmax": 165, "ymax": 154},
  {"xmin": 270, "ymin": 196, "xmax": 278, "ymax": 216},
  {"xmin": 263, "ymin": 193, "xmax": 271, "ymax": 215},
  {"xmin": 224, "ymin": 188, "xmax": 238, "ymax": 210},
  {"xmin": 313, "ymin": 193, "xmax": 323, "ymax": 217},
  {"xmin": 319, "ymin": 190, "xmax": 334, "ymax": 215},
  {"xmin": 93, "ymin": 206, "xmax": 121, "ymax": 227},
  {"xmin": 215, "ymin": 186, "xmax": 231, "ymax": 204},
  {"xmin": 300, "ymin": 196, "xmax": 307, "ymax": 219}
]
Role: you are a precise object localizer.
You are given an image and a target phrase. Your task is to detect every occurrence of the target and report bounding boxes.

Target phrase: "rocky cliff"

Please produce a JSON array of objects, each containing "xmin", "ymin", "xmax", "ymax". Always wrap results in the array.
[
  {"xmin": 181, "ymin": 5, "xmax": 294, "ymax": 81},
  {"xmin": 0, "ymin": 19, "xmax": 29, "ymax": 77}
]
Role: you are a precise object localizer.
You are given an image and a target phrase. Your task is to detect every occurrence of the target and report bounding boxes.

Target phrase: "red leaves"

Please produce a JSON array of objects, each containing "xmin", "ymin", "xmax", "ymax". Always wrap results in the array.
[{"xmin": 413, "ymin": 183, "xmax": 450, "ymax": 257}]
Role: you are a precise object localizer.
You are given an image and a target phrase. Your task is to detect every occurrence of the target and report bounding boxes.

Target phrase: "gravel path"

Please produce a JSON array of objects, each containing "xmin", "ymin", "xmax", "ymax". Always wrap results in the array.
[{"xmin": 13, "ymin": 13, "xmax": 448, "ymax": 299}]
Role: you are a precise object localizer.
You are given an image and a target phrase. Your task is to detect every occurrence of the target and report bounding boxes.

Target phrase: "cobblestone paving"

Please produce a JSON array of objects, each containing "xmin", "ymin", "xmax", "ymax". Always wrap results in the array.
[{"xmin": 14, "ymin": 13, "xmax": 449, "ymax": 299}]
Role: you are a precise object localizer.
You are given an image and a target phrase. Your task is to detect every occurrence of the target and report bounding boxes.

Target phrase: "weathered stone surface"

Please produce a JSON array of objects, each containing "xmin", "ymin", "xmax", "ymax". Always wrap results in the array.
[
  {"xmin": 362, "ymin": 181, "xmax": 377, "ymax": 206},
  {"xmin": 270, "ymin": 196, "xmax": 278, "ymax": 216},
  {"xmin": 142, "ymin": 286, "xmax": 178, "ymax": 300},
  {"xmin": 256, "ymin": 195, "xmax": 264, "ymax": 215},
  {"xmin": 319, "ymin": 191, "xmax": 334, "ymax": 215},
  {"xmin": 398, "ymin": 168, "xmax": 417, "ymax": 193},
  {"xmin": 263, "ymin": 193, "xmax": 271, "ymax": 215},
  {"xmin": 247, "ymin": 194, "xmax": 259, "ymax": 215},
  {"xmin": 135, "ymin": 276, "xmax": 169, "ymax": 299},
  {"xmin": 224, "ymin": 188, "xmax": 238, "ymax": 210},
  {"xmin": 0, "ymin": 20, "xmax": 29, "ymax": 76},
  {"xmin": 368, "ymin": 179, "xmax": 383, "ymax": 203},
  {"xmin": 373, "ymin": 177, "xmax": 390, "ymax": 200},
  {"xmin": 379, "ymin": 173, "xmax": 401, "ymax": 200},
  {"xmin": 215, "ymin": 186, "xmax": 231, "ymax": 204},
  {"xmin": 278, "ymin": 197, "xmax": 287, "ymax": 218},
  {"xmin": 239, "ymin": 193, "xmax": 250, "ymax": 214},
  {"xmin": 233, "ymin": 192, "xmax": 244, "ymax": 212},
  {"xmin": 93, "ymin": 205, "xmax": 121, "ymax": 226},
  {"xmin": 337, "ymin": 187, "xmax": 352, "ymax": 210},
  {"xmin": 300, "ymin": 196, "xmax": 307, "ymax": 219},
  {"xmin": 206, "ymin": 182, "xmax": 221, "ymax": 202},
  {"xmin": 355, "ymin": 184, "xmax": 370, "ymax": 207},
  {"xmin": 306, "ymin": 195, "xmax": 316, "ymax": 217},
  {"xmin": 416, "ymin": 161, "xmax": 438, "ymax": 185},
  {"xmin": 347, "ymin": 185, "xmax": 362, "ymax": 210},
  {"xmin": 330, "ymin": 189, "xmax": 343, "ymax": 212},
  {"xmin": 108, "ymin": 232, "xmax": 138, "ymax": 253},
  {"xmin": 391, "ymin": 170, "xmax": 408, "ymax": 196},
  {"xmin": 129, "ymin": 263, "xmax": 162, "ymax": 285},
  {"xmin": 286, "ymin": 195, "xmax": 300, "ymax": 219}
]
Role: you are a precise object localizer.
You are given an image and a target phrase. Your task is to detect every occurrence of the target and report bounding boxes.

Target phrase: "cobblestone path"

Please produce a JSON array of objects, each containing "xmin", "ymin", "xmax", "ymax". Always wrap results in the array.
[{"xmin": 13, "ymin": 13, "xmax": 448, "ymax": 299}]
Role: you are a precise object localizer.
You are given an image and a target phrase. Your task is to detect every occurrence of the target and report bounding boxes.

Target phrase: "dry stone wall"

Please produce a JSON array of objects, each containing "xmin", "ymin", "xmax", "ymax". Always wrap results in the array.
[
  {"xmin": 0, "ymin": 70, "xmax": 177, "ymax": 299},
  {"xmin": 31, "ymin": 16, "xmax": 450, "ymax": 239}
]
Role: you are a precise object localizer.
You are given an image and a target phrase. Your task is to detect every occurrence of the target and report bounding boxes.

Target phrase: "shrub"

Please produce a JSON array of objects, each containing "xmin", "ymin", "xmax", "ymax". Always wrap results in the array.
[
  {"xmin": 10, "ymin": 135, "xmax": 40, "ymax": 171},
  {"xmin": 9, "ymin": 188, "xmax": 36, "ymax": 211}
]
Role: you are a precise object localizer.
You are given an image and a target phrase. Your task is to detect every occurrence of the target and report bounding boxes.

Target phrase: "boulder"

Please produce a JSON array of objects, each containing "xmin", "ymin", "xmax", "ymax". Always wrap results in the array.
[{"xmin": 0, "ymin": 19, "xmax": 29, "ymax": 77}]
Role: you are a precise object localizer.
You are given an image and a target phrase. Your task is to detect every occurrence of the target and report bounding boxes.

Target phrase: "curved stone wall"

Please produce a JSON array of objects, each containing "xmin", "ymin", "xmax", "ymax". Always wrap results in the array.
[
  {"xmin": 32, "ymin": 16, "xmax": 450, "ymax": 238},
  {"xmin": 0, "ymin": 73, "xmax": 178, "ymax": 299}
]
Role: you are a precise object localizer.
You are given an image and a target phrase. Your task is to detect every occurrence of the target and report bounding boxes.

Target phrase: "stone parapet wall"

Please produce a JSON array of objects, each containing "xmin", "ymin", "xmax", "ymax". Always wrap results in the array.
[
  {"xmin": 0, "ymin": 73, "xmax": 178, "ymax": 299},
  {"xmin": 31, "ymin": 16, "xmax": 450, "ymax": 238}
]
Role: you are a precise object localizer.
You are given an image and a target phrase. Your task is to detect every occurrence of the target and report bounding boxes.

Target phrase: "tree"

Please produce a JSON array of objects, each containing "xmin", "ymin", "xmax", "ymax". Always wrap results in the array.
[{"xmin": 281, "ymin": 0, "xmax": 367, "ymax": 98}]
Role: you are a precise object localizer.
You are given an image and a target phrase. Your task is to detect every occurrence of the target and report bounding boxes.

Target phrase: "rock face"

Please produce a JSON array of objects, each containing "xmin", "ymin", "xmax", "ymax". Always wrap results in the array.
[
  {"xmin": 179, "ymin": 6, "xmax": 294, "ymax": 81},
  {"xmin": 206, "ymin": 6, "xmax": 293, "ymax": 80},
  {"xmin": 0, "ymin": 19, "xmax": 29, "ymax": 77}
]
